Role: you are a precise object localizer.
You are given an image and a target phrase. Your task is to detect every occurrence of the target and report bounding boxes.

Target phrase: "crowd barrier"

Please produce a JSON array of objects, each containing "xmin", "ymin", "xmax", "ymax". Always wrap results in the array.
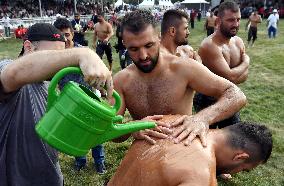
[{"xmin": 0, "ymin": 15, "xmax": 94, "ymax": 32}]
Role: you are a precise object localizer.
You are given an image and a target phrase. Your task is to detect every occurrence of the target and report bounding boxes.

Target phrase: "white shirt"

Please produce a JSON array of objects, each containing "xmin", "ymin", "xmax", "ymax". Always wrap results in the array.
[
  {"xmin": 206, "ymin": 11, "xmax": 210, "ymax": 17},
  {"xmin": 267, "ymin": 14, "xmax": 279, "ymax": 28},
  {"xmin": 2, "ymin": 17, "xmax": 11, "ymax": 27}
]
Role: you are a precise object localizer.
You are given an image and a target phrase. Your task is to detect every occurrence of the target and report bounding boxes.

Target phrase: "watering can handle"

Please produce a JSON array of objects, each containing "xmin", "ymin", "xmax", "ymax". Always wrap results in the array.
[{"xmin": 47, "ymin": 67, "xmax": 121, "ymax": 112}]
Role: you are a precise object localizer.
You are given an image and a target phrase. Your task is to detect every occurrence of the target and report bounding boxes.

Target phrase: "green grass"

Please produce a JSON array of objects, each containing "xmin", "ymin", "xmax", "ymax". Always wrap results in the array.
[{"xmin": 0, "ymin": 19, "xmax": 283, "ymax": 185}]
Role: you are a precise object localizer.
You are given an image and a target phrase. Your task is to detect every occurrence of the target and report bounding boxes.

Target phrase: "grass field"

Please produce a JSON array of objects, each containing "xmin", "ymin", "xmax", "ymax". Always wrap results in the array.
[{"xmin": 0, "ymin": 19, "xmax": 283, "ymax": 186}]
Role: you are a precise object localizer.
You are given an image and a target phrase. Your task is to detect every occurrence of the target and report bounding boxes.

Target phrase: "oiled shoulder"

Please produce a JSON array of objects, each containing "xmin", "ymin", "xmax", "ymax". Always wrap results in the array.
[
  {"xmin": 161, "ymin": 142, "xmax": 214, "ymax": 186},
  {"xmin": 233, "ymin": 36, "xmax": 245, "ymax": 51},
  {"xmin": 113, "ymin": 65, "xmax": 137, "ymax": 88},
  {"xmin": 200, "ymin": 35, "xmax": 216, "ymax": 47}
]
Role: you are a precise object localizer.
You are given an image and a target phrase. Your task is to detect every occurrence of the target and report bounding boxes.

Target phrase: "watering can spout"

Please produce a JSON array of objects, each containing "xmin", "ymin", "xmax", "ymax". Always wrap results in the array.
[{"xmin": 96, "ymin": 121, "xmax": 155, "ymax": 145}]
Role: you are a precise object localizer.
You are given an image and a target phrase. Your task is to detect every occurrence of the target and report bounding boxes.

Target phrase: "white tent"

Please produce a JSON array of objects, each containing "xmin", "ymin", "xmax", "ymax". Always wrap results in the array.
[
  {"xmin": 139, "ymin": 0, "xmax": 155, "ymax": 9},
  {"xmin": 180, "ymin": 0, "xmax": 209, "ymax": 4},
  {"xmin": 115, "ymin": 0, "xmax": 129, "ymax": 7},
  {"xmin": 180, "ymin": 0, "xmax": 209, "ymax": 14},
  {"xmin": 159, "ymin": 0, "xmax": 174, "ymax": 8}
]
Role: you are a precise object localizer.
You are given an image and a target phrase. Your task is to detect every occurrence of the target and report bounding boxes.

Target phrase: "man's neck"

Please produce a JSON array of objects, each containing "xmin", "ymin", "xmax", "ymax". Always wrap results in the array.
[
  {"xmin": 214, "ymin": 30, "xmax": 231, "ymax": 44},
  {"xmin": 160, "ymin": 36, "xmax": 178, "ymax": 55},
  {"xmin": 99, "ymin": 20, "xmax": 106, "ymax": 24},
  {"xmin": 211, "ymin": 130, "xmax": 232, "ymax": 167}
]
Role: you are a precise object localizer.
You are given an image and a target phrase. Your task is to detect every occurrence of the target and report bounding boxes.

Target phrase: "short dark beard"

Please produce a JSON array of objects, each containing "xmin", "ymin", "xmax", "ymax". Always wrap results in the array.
[
  {"xmin": 220, "ymin": 22, "xmax": 238, "ymax": 38},
  {"xmin": 175, "ymin": 37, "xmax": 188, "ymax": 46},
  {"xmin": 174, "ymin": 30, "xmax": 188, "ymax": 46},
  {"xmin": 132, "ymin": 51, "xmax": 159, "ymax": 73}
]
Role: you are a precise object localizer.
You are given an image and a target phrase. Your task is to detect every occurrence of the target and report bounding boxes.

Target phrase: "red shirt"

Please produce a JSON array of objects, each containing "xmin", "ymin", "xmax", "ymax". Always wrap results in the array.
[
  {"xmin": 15, "ymin": 28, "xmax": 22, "ymax": 38},
  {"xmin": 21, "ymin": 28, "xmax": 27, "ymax": 35}
]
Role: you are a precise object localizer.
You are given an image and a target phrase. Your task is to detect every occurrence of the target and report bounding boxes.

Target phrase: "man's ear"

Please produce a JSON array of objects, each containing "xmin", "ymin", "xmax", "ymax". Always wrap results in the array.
[
  {"xmin": 23, "ymin": 40, "xmax": 33, "ymax": 53},
  {"xmin": 233, "ymin": 152, "xmax": 250, "ymax": 162},
  {"xmin": 215, "ymin": 17, "xmax": 221, "ymax": 27},
  {"xmin": 169, "ymin": 27, "xmax": 176, "ymax": 36}
]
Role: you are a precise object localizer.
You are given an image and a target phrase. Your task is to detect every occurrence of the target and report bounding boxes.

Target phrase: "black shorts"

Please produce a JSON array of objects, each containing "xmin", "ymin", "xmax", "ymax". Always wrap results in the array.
[
  {"xmin": 96, "ymin": 41, "xmax": 113, "ymax": 63},
  {"xmin": 248, "ymin": 26, "xmax": 257, "ymax": 42}
]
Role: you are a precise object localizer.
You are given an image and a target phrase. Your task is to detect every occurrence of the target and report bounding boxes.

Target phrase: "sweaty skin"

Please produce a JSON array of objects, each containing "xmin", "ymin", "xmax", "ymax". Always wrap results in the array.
[
  {"xmin": 206, "ymin": 15, "xmax": 217, "ymax": 28},
  {"xmin": 175, "ymin": 45, "xmax": 202, "ymax": 63},
  {"xmin": 114, "ymin": 25, "xmax": 246, "ymax": 145},
  {"xmin": 199, "ymin": 10, "xmax": 249, "ymax": 85},
  {"xmin": 108, "ymin": 115, "xmax": 217, "ymax": 186},
  {"xmin": 93, "ymin": 18, "xmax": 113, "ymax": 46},
  {"xmin": 247, "ymin": 13, "xmax": 262, "ymax": 28}
]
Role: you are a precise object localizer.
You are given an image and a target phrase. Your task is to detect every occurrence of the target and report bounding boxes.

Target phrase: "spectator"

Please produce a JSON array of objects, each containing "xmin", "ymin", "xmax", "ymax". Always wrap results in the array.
[
  {"xmin": 267, "ymin": 9, "xmax": 279, "ymax": 38},
  {"xmin": 190, "ymin": 9, "xmax": 196, "ymax": 29},
  {"xmin": 21, "ymin": 25, "xmax": 27, "ymax": 36},
  {"xmin": 53, "ymin": 18, "xmax": 107, "ymax": 174},
  {"xmin": 71, "ymin": 13, "xmax": 88, "ymax": 46},
  {"xmin": 197, "ymin": 9, "xmax": 202, "ymax": 21},
  {"xmin": 0, "ymin": 23, "xmax": 112, "ymax": 186},
  {"xmin": 14, "ymin": 25, "xmax": 23, "ymax": 39},
  {"xmin": 115, "ymin": 17, "xmax": 132, "ymax": 69},
  {"xmin": 2, "ymin": 14, "xmax": 11, "ymax": 37}
]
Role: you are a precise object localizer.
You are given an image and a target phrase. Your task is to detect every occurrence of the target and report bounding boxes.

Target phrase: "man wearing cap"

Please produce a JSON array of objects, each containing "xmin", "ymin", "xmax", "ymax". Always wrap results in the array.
[
  {"xmin": 267, "ymin": 9, "xmax": 279, "ymax": 38},
  {"xmin": 0, "ymin": 23, "xmax": 113, "ymax": 186}
]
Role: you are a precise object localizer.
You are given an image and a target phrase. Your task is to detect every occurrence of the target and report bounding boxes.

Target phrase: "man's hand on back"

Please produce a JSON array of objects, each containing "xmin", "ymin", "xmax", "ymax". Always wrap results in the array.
[
  {"xmin": 171, "ymin": 115, "xmax": 209, "ymax": 147},
  {"xmin": 132, "ymin": 115, "xmax": 172, "ymax": 145}
]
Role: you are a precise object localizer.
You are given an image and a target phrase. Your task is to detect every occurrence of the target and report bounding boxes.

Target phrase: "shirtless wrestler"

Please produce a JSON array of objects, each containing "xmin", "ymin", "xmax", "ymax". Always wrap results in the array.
[
  {"xmin": 113, "ymin": 10, "xmax": 246, "ymax": 147},
  {"xmin": 93, "ymin": 12, "xmax": 114, "ymax": 71},
  {"xmin": 195, "ymin": 1, "xmax": 250, "ymax": 129},
  {"xmin": 205, "ymin": 11, "xmax": 217, "ymax": 36},
  {"xmin": 160, "ymin": 9, "xmax": 201, "ymax": 62},
  {"xmin": 245, "ymin": 10, "xmax": 262, "ymax": 47},
  {"xmin": 108, "ymin": 115, "xmax": 273, "ymax": 186}
]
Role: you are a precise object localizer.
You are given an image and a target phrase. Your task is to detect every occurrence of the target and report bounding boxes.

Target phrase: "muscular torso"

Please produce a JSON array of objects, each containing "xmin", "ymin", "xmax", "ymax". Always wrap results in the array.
[
  {"xmin": 219, "ymin": 37, "xmax": 243, "ymax": 68},
  {"xmin": 207, "ymin": 16, "xmax": 216, "ymax": 28},
  {"xmin": 249, "ymin": 15, "xmax": 261, "ymax": 27},
  {"xmin": 108, "ymin": 115, "xmax": 217, "ymax": 186},
  {"xmin": 118, "ymin": 56, "xmax": 194, "ymax": 120},
  {"xmin": 94, "ymin": 22, "xmax": 112, "ymax": 41}
]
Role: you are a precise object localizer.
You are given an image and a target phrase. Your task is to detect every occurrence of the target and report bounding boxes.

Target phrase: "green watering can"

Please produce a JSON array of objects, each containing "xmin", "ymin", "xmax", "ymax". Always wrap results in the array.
[{"xmin": 35, "ymin": 67, "xmax": 155, "ymax": 156}]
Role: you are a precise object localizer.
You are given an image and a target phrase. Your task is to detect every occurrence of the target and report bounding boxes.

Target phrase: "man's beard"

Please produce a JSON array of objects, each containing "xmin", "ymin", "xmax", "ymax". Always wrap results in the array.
[
  {"xmin": 220, "ymin": 22, "xmax": 239, "ymax": 38},
  {"xmin": 132, "ymin": 52, "xmax": 159, "ymax": 73},
  {"xmin": 174, "ymin": 33, "xmax": 189, "ymax": 46}
]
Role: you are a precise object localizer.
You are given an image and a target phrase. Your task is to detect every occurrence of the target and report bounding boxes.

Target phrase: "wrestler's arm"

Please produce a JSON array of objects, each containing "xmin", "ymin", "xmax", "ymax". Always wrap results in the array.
[
  {"xmin": 93, "ymin": 24, "xmax": 97, "ymax": 48},
  {"xmin": 245, "ymin": 16, "xmax": 251, "ymax": 30},
  {"xmin": 172, "ymin": 60, "xmax": 246, "ymax": 145},
  {"xmin": 233, "ymin": 38, "xmax": 249, "ymax": 84},
  {"xmin": 204, "ymin": 18, "xmax": 208, "ymax": 30},
  {"xmin": 198, "ymin": 40, "xmax": 249, "ymax": 84},
  {"xmin": 0, "ymin": 48, "xmax": 113, "ymax": 95},
  {"xmin": 105, "ymin": 23, "xmax": 114, "ymax": 41},
  {"xmin": 187, "ymin": 61, "xmax": 246, "ymax": 125},
  {"xmin": 258, "ymin": 15, "xmax": 262, "ymax": 23}
]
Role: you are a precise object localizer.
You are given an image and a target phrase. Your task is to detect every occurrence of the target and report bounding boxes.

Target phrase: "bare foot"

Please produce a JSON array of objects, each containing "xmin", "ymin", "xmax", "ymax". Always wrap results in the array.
[{"xmin": 219, "ymin": 174, "xmax": 232, "ymax": 180}]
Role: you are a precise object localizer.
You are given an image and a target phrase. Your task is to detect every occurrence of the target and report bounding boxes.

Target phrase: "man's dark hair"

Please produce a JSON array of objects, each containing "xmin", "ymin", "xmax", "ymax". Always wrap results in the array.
[
  {"xmin": 161, "ymin": 9, "xmax": 189, "ymax": 36},
  {"xmin": 121, "ymin": 10, "xmax": 157, "ymax": 35},
  {"xmin": 217, "ymin": 1, "xmax": 239, "ymax": 17},
  {"xmin": 53, "ymin": 18, "xmax": 73, "ymax": 31},
  {"xmin": 97, "ymin": 11, "xmax": 105, "ymax": 17},
  {"xmin": 225, "ymin": 122, "xmax": 273, "ymax": 163}
]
